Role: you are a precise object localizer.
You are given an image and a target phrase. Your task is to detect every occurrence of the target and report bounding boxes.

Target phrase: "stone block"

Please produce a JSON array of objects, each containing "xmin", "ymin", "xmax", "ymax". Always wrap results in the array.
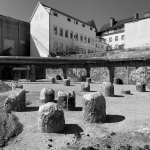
[
  {"xmin": 4, "ymin": 88, "xmax": 26, "ymax": 112},
  {"xmin": 136, "ymin": 82, "xmax": 146, "ymax": 92},
  {"xmin": 82, "ymin": 92, "xmax": 106, "ymax": 123},
  {"xmin": 101, "ymin": 82, "xmax": 114, "ymax": 97},
  {"xmin": 38, "ymin": 102, "xmax": 65, "ymax": 133},
  {"xmin": 50, "ymin": 77, "xmax": 56, "ymax": 83},
  {"xmin": 66, "ymin": 91, "xmax": 76, "ymax": 110},
  {"xmin": 81, "ymin": 82, "xmax": 90, "ymax": 92},
  {"xmin": 63, "ymin": 79, "xmax": 70, "ymax": 86},
  {"xmin": 40, "ymin": 88, "xmax": 55, "ymax": 104},
  {"xmin": 57, "ymin": 91, "xmax": 67, "ymax": 109}
]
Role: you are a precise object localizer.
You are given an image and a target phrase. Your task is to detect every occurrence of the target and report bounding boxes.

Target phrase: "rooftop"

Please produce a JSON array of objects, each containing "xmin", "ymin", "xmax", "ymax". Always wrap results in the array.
[
  {"xmin": 40, "ymin": 2, "xmax": 95, "ymax": 29},
  {"xmin": 99, "ymin": 16, "xmax": 135, "ymax": 33}
]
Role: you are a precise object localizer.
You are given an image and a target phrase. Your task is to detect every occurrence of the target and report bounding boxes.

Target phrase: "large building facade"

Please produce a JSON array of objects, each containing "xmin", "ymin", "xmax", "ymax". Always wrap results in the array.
[
  {"xmin": 125, "ymin": 12, "xmax": 150, "ymax": 49},
  {"xmin": 30, "ymin": 2, "xmax": 107, "ymax": 57},
  {"xmin": 98, "ymin": 15, "xmax": 137, "ymax": 49},
  {"xmin": 0, "ymin": 14, "xmax": 30, "ymax": 56}
]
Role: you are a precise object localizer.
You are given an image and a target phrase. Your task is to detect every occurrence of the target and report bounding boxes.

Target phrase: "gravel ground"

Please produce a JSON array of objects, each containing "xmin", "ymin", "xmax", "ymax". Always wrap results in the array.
[{"xmin": 2, "ymin": 80, "xmax": 150, "ymax": 150}]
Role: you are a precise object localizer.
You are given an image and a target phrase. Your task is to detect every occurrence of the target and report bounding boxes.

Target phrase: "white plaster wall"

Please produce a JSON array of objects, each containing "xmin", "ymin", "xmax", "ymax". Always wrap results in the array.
[
  {"xmin": 125, "ymin": 19, "xmax": 150, "ymax": 49},
  {"xmin": 49, "ymin": 10, "xmax": 96, "ymax": 53},
  {"xmin": 30, "ymin": 3, "xmax": 49, "ymax": 57},
  {"xmin": 102, "ymin": 32, "xmax": 124, "ymax": 48}
]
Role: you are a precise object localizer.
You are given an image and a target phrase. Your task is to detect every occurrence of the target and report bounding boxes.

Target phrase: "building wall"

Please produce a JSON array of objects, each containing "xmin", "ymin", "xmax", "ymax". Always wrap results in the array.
[
  {"xmin": 49, "ymin": 9, "xmax": 96, "ymax": 54},
  {"xmin": 30, "ymin": 3, "xmax": 49, "ymax": 57},
  {"xmin": 95, "ymin": 42, "xmax": 107, "ymax": 53},
  {"xmin": 125, "ymin": 18, "xmax": 150, "ymax": 49},
  {"xmin": 102, "ymin": 32, "xmax": 124, "ymax": 49},
  {"xmin": 0, "ymin": 15, "xmax": 30, "ymax": 56}
]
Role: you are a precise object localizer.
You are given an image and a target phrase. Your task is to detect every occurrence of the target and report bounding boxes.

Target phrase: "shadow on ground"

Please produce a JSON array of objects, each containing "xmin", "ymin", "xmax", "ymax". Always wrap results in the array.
[
  {"xmin": 74, "ymin": 107, "xmax": 82, "ymax": 111},
  {"xmin": 60, "ymin": 124, "xmax": 83, "ymax": 134},
  {"xmin": 23, "ymin": 106, "xmax": 39, "ymax": 112},
  {"xmin": 106, "ymin": 114, "xmax": 125, "ymax": 123},
  {"xmin": 114, "ymin": 95, "xmax": 124, "ymax": 97}
]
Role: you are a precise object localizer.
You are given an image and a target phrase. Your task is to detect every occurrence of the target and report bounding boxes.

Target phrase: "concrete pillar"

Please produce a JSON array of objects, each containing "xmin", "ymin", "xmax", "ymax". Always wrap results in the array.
[
  {"xmin": 108, "ymin": 66, "xmax": 115, "ymax": 83},
  {"xmin": 27, "ymin": 65, "xmax": 30, "ymax": 81},
  {"xmin": 85, "ymin": 67, "xmax": 91, "ymax": 78},
  {"xmin": 30, "ymin": 65, "xmax": 36, "ymax": 82},
  {"xmin": 62, "ymin": 68, "xmax": 67, "ymax": 79}
]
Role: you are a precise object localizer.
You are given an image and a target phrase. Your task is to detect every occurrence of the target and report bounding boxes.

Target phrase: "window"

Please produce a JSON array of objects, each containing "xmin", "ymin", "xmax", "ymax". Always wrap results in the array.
[
  {"xmin": 60, "ymin": 28, "xmax": 63, "ymax": 37},
  {"xmin": 53, "ymin": 26, "xmax": 57, "ymax": 35},
  {"xmin": 53, "ymin": 12, "xmax": 58, "ymax": 17},
  {"xmin": 84, "ymin": 36, "xmax": 87, "ymax": 43},
  {"xmin": 82, "ymin": 24, "xmax": 85, "ymax": 27},
  {"xmin": 109, "ymin": 37, "xmax": 112, "ymax": 42},
  {"xmin": 76, "ymin": 21, "xmax": 78, "ymax": 25},
  {"xmin": 96, "ymin": 43, "xmax": 97, "ymax": 48},
  {"xmin": 90, "ymin": 27, "xmax": 92, "ymax": 30},
  {"xmin": 121, "ymin": 35, "xmax": 124, "ymax": 40},
  {"xmin": 75, "ymin": 33, "xmax": 78, "ymax": 41},
  {"xmin": 59, "ymin": 43, "xmax": 63, "ymax": 49},
  {"xmin": 88, "ymin": 37, "xmax": 90, "ymax": 44},
  {"xmin": 65, "ymin": 29, "xmax": 68, "ymax": 38},
  {"xmin": 67, "ymin": 18, "xmax": 71, "ymax": 22},
  {"xmin": 101, "ymin": 45, "xmax": 104, "ymax": 49},
  {"xmin": 80, "ymin": 34, "xmax": 83, "ymax": 42},
  {"xmin": 70, "ymin": 31, "xmax": 73, "ymax": 39},
  {"xmin": 65, "ymin": 44, "xmax": 69, "ymax": 51},
  {"xmin": 115, "ymin": 36, "xmax": 118, "ymax": 41},
  {"xmin": 53, "ymin": 42, "xmax": 58, "ymax": 50}
]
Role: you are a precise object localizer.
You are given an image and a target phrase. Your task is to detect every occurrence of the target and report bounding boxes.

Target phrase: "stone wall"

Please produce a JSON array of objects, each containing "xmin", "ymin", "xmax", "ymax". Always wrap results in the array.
[{"xmin": 46, "ymin": 67, "xmax": 150, "ymax": 85}]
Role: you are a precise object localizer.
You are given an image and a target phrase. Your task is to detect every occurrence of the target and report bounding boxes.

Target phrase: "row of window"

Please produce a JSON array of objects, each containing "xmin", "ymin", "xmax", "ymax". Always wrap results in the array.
[
  {"xmin": 106, "ymin": 35, "xmax": 124, "ymax": 42},
  {"xmin": 53, "ymin": 11, "xmax": 93, "ymax": 30},
  {"xmin": 53, "ymin": 25, "xmax": 94, "ymax": 45},
  {"xmin": 104, "ymin": 27, "xmax": 124, "ymax": 35},
  {"xmin": 96, "ymin": 43, "xmax": 104, "ymax": 49},
  {"xmin": 53, "ymin": 41, "xmax": 95, "ymax": 54}
]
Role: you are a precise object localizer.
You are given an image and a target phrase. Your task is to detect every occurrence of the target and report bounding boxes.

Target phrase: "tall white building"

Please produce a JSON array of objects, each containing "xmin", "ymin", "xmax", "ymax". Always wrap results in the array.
[
  {"xmin": 29, "ymin": 2, "xmax": 98, "ymax": 57},
  {"xmin": 125, "ymin": 12, "xmax": 150, "ymax": 49},
  {"xmin": 98, "ymin": 15, "xmax": 137, "ymax": 49}
]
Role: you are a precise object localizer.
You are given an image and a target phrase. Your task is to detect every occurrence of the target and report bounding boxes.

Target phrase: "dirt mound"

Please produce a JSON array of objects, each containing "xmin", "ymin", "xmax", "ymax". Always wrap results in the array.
[{"xmin": 0, "ymin": 81, "xmax": 12, "ymax": 93}]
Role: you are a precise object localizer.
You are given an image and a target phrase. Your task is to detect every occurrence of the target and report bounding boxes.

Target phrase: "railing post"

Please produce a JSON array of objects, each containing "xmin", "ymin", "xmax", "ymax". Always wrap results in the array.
[
  {"xmin": 62, "ymin": 68, "xmax": 67, "ymax": 79},
  {"xmin": 85, "ymin": 66, "xmax": 91, "ymax": 78},
  {"xmin": 30, "ymin": 65, "xmax": 36, "ymax": 82},
  {"xmin": 108, "ymin": 66, "xmax": 115, "ymax": 83}
]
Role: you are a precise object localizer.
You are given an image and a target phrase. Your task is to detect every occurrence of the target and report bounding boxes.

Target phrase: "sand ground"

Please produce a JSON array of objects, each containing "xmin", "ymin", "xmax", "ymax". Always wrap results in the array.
[{"xmin": 2, "ymin": 81, "xmax": 150, "ymax": 150}]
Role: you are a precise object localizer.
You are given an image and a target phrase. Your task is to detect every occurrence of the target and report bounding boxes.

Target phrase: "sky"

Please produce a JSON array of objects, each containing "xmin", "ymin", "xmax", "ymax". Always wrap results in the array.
[{"xmin": 0, "ymin": 0, "xmax": 150, "ymax": 31}]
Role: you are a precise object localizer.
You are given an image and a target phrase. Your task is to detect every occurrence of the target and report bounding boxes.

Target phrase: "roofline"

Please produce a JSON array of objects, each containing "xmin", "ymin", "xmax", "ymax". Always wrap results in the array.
[
  {"xmin": 99, "ymin": 16, "xmax": 134, "ymax": 33},
  {"xmin": 40, "ymin": 2, "xmax": 95, "ymax": 29},
  {"xmin": 0, "ymin": 14, "xmax": 29, "ymax": 24},
  {"xmin": 125, "ymin": 16, "xmax": 150, "ymax": 24},
  {"xmin": 29, "ymin": 2, "xmax": 41, "ymax": 22}
]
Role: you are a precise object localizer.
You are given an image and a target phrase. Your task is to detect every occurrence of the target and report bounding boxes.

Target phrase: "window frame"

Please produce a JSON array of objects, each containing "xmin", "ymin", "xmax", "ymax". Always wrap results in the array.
[
  {"xmin": 80, "ymin": 34, "xmax": 83, "ymax": 42},
  {"xmin": 60, "ymin": 27, "xmax": 63, "ymax": 37},
  {"xmin": 70, "ymin": 31, "xmax": 73, "ymax": 39},
  {"xmin": 65, "ymin": 29, "xmax": 68, "ymax": 38},
  {"xmin": 53, "ymin": 12, "xmax": 58, "ymax": 17},
  {"xmin": 53, "ymin": 25, "xmax": 57, "ymax": 35},
  {"xmin": 84, "ymin": 35, "xmax": 87, "ymax": 43},
  {"xmin": 115, "ymin": 36, "xmax": 118, "ymax": 41}
]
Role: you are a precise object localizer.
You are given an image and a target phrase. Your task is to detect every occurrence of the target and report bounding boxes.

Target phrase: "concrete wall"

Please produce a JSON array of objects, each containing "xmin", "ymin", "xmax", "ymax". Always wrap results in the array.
[
  {"xmin": 30, "ymin": 3, "xmax": 49, "ymax": 57},
  {"xmin": 49, "ymin": 9, "xmax": 96, "ymax": 54},
  {"xmin": 0, "ymin": 15, "xmax": 30, "ymax": 56},
  {"xmin": 102, "ymin": 32, "xmax": 124, "ymax": 49},
  {"xmin": 125, "ymin": 18, "xmax": 150, "ymax": 49}
]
